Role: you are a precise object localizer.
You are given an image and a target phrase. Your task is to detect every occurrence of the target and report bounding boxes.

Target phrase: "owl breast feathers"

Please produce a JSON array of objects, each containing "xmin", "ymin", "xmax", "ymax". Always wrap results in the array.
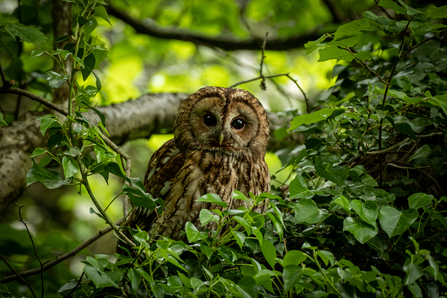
[{"xmin": 123, "ymin": 86, "xmax": 271, "ymax": 241}]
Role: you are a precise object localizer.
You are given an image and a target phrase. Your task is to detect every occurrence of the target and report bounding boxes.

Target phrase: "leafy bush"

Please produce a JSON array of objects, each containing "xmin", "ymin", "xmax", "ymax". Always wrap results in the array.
[{"xmin": 1, "ymin": 0, "xmax": 447, "ymax": 297}]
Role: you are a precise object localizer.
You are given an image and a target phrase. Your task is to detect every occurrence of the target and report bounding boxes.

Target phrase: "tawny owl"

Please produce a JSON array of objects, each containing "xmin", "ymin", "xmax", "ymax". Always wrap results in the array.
[{"xmin": 123, "ymin": 86, "xmax": 270, "ymax": 241}]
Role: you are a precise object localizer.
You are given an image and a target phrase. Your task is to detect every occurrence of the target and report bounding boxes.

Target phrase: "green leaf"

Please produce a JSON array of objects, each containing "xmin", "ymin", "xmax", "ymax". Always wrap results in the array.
[
  {"xmin": 26, "ymin": 160, "xmax": 71, "ymax": 189},
  {"xmin": 304, "ymin": 34, "xmax": 327, "ymax": 55},
  {"xmin": 266, "ymin": 212, "xmax": 283, "ymax": 240},
  {"xmin": 123, "ymin": 185, "xmax": 156, "ymax": 210},
  {"xmin": 234, "ymin": 216, "xmax": 252, "ymax": 235},
  {"xmin": 350, "ymin": 200, "xmax": 378, "ymax": 227},
  {"xmin": 92, "ymin": 71, "xmax": 102, "ymax": 91},
  {"xmin": 318, "ymin": 47, "xmax": 354, "ymax": 62},
  {"xmin": 260, "ymin": 240, "xmax": 276, "ymax": 269},
  {"xmin": 288, "ymin": 108, "xmax": 335, "ymax": 131},
  {"xmin": 38, "ymin": 114, "xmax": 57, "ymax": 135},
  {"xmin": 284, "ymin": 250, "xmax": 307, "ymax": 267},
  {"xmin": 283, "ymin": 265, "xmax": 302, "ymax": 293},
  {"xmin": 94, "ymin": 5, "xmax": 112, "ymax": 25},
  {"xmin": 426, "ymin": 5, "xmax": 447, "ymax": 18},
  {"xmin": 289, "ymin": 175, "xmax": 313, "ymax": 199},
  {"xmin": 343, "ymin": 217, "xmax": 378, "ymax": 244},
  {"xmin": 408, "ymin": 193, "xmax": 433, "ymax": 209},
  {"xmin": 315, "ymin": 164, "xmax": 349, "ymax": 186},
  {"xmin": 236, "ymin": 276, "xmax": 258, "ymax": 298},
  {"xmin": 81, "ymin": 53, "xmax": 96, "ymax": 81},
  {"xmin": 30, "ymin": 49, "xmax": 46, "ymax": 58},
  {"xmin": 232, "ymin": 231, "xmax": 246, "ymax": 248},
  {"xmin": 46, "ymin": 71, "xmax": 70, "ymax": 88},
  {"xmin": 197, "ymin": 193, "xmax": 228, "ymax": 208},
  {"xmin": 403, "ymin": 262, "xmax": 423, "ymax": 285},
  {"xmin": 379, "ymin": 206, "xmax": 419, "ymax": 238},
  {"xmin": 396, "ymin": 123, "xmax": 417, "ymax": 142},
  {"xmin": 79, "ymin": 101, "xmax": 106, "ymax": 127},
  {"xmin": 333, "ymin": 195, "xmax": 351, "ymax": 213},
  {"xmin": 62, "ymin": 156, "xmax": 79, "ymax": 178},
  {"xmin": 317, "ymin": 250, "xmax": 335, "ymax": 266},
  {"xmin": 127, "ymin": 268, "xmax": 141, "ymax": 293},
  {"xmin": 328, "ymin": 19, "xmax": 371, "ymax": 47},
  {"xmin": 0, "ymin": 112, "xmax": 7, "ymax": 126},
  {"xmin": 199, "ymin": 209, "xmax": 219, "ymax": 225},
  {"xmin": 185, "ymin": 222, "xmax": 206, "ymax": 242},
  {"xmin": 233, "ymin": 190, "xmax": 253, "ymax": 202},
  {"xmin": 379, "ymin": 0, "xmax": 407, "ymax": 14},
  {"xmin": 294, "ymin": 199, "xmax": 329, "ymax": 224},
  {"xmin": 408, "ymin": 144, "xmax": 431, "ymax": 162},
  {"xmin": 5, "ymin": 23, "xmax": 48, "ymax": 45},
  {"xmin": 83, "ymin": 265, "xmax": 119, "ymax": 289},
  {"xmin": 29, "ymin": 147, "xmax": 47, "ymax": 158}
]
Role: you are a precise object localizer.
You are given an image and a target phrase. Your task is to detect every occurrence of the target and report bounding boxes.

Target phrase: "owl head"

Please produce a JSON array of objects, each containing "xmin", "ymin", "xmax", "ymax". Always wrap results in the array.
[{"xmin": 174, "ymin": 86, "xmax": 270, "ymax": 157}]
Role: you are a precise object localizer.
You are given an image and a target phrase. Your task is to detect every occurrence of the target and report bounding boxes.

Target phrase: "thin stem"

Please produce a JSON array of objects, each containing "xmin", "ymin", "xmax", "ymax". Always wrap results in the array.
[
  {"xmin": 15, "ymin": 203, "xmax": 44, "ymax": 298},
  {"xmin": 259, "ymin": 32, "xmax": 269, "ymax": 90},
  {"xmin": 0, "ymin": 255, "xmax": 38, "ymax": 298},
  {"xmin": 313, "ymin": 250, "xmax": 341, "ymax": 296},
  {"xmin": 378, "ymin": 19, "xmax": 411, "ymax": 187},
  {"xmin": 80, "ymin": 161, "xmax": 136, "ymax": 247},
  {"xmin": 345, "ymin": 47, "xmax": 388, "ymax": 85},
  {"xmin": 229, "ymin": 73, "xmax": 289, "ymax": 88},
  {"xmin": 0, "ymin": 218, "xmax": 123, "ymax": 283},
  {"xmin": 286, "ymin": 74, "xmax": 310, "ymax": 113}
]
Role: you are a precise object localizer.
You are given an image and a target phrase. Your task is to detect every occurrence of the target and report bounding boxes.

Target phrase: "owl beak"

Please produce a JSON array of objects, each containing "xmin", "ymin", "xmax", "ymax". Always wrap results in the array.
[{"xmin": 218, "ymin": 132, "xmax": 224, "ymax": 145}]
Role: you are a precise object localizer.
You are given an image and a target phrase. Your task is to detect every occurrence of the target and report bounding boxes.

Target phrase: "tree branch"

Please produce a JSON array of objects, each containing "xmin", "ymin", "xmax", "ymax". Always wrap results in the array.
[
  {"xmin": 0, "ymin": 219, "xmax": 122, "ymax": 284},
  {"xmin": 106, "ymin": 4, "xmax": 324, "ymax": 51}
]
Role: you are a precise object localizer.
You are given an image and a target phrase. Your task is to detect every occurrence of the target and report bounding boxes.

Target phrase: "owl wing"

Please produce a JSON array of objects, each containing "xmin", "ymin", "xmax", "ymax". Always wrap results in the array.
[{"xmin": 124, "ymin": 139, "xmax": 185, "ymax": 232}]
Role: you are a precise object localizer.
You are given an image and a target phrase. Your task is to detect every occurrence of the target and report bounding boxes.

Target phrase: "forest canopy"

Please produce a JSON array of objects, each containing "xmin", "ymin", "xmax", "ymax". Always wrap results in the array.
[{"xmin": 0, "ymin": 0, "xmax": 447, "ymax": 297}]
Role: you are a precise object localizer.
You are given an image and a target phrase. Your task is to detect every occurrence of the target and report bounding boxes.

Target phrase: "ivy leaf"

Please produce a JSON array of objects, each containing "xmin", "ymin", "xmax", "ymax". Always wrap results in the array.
[
  {"xmin": 350, "ymin": 200, "xmax": 378, "ymax": 227},
  {"xmin": 396, "ymin": 123, "xmax": 417, "ymax": 142},
  {"xmin": 236, "ymin": 276, "xmax": 258, "ymax": 298},
  {"xmin": 333, "ymin": 195, "xmax": 351, "ymax": 213},
  {"xmin": 26, "ymin": 160, "xmax": 71, "ymax": 189},
  {"xmin": 288, "ymin": 108, "xmax": 335, "ymax": 131},
  {"xmin": 403, "ymin": 262, "xmax": 423, "ymax": 285},
  {"xmin": 379, "ymin": 206, "xmax": 418, "ymax": 238},
  {"xmin": 294, "ymin": 199, "xmax": 329, "ymax": 224},
  {"xmin": 315, "ymin": 164, "xmax": 349, "ymax": 186},
  {"xmin": 5, "ymin": 23, "xmax": 48, "ymax": 45},
  {"xmin": 343, "ymin": 217, "xmax": 378, "ymax": 244},
  {"xmin": 197, "ymin": 193, "xmax": 228, "ymax": 208},
  {"xmin": 123, "ymin": 185, "xmax": 156, "ymax": 210},
  {"xmin": 318, "ymin": 47, "xmax": 354, "ymax": 62},
  {"xmin": 199, "ymin": 209, "xmax": 219, "ymax": 226},
  {"xmin": 408, "ymin": 144, "xmax": 431, "ymax": 162},
  {"xmin": 46, "ymin": 71, "xmax": 70, "ymax": 89},
  {"xmin": 260, "ymin": 240, "xmax": 276, "ymax": 269},
  {"xmin": 283, "ymin": 265, "xmax": 303, "ymax": 293},
  {"xmin": 62, "ymin": 156, "xmax": 79, "ymax": 178},
  {"xmin": 94, "ymin": 6, "xmax": 112, "ymax": 25},
  {"xmin": 408, "ymin": 193, "xmax": 433, "ymax": 210}
]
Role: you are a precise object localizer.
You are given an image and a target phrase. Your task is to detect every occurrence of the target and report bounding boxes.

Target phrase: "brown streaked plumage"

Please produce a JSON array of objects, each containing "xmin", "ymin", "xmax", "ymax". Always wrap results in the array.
[{"xmin": 121, "ymin": 86, "xmax": 270, "ymax": 241}]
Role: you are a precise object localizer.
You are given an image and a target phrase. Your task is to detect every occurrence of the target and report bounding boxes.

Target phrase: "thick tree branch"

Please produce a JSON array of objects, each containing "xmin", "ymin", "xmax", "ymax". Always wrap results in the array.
[{"xmin": 106, "ymin": 4, "xmax": 323, "ymax": 51}]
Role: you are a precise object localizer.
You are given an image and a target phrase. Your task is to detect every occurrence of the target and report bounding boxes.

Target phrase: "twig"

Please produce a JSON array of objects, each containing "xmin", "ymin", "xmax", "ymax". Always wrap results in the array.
[
  {"xmin": 379, "ymin": 18, "xmax": 411, "ymax": 187},
  {"xmin": 80, "ymin": 167, "xmax": 135, "ymax": 247},
  {"xmin": 345, "ymin": 47, "xmax": 388, "ymax": 85},
  {"xmin": 0, "ymin": 61, "xmax": 6, "ymax": 85},
  {"xmin": 63, "ymin": 272, "xmax": 84, "ymax": 298},
  {"xmin": 259, "ymin": 32, "xmax": 269, "ymax": 90},
  {"xmin": 0, "ymin": 255, "xmax": 37, "ymax": 298},
  {"xmin": 2, "ymin": 87, "xmax": 68, "ymax": 115},
  {"xmin": 367, "ymin": 138, "xmax": 410, "ymax": 154},
  {"xmin": 15, "ymin": 203, "xmax": 44, "ymax": 298},
  {"xmin": 402, "ymin": 36, "xmax": 438, "ymax": 57},
  {"xmin": 387, "ymin": 163, "xmax": 430, "ymax": 170},
  {"xmin": 417, "ymin": 169, "xmax": 446, "ymax": 197},
  {"xmin": 286, "ymin": 74, "xmax": 310, "ymax": 114},
  {"xmin": 229, "ymin": 73, "xmax": 289, "ymax": 88},
  {"xmin": 0, "ymin": 218, "xmax": 122, "ymax": 284}
]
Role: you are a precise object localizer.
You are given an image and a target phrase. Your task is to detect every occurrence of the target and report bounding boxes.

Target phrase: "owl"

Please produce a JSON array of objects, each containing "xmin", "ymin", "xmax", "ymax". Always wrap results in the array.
[{"xmin": 122, "ymin": 86, "xmax": 271, "ymax": 241}]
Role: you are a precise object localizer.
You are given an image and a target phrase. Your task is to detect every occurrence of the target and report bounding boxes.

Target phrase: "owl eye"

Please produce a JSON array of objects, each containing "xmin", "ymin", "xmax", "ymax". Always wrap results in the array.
[
  {"xmin": 203, "ymin": 114, "xmax": 217, "ymax": 127},
  {"xmin": 231, "ymin": 118, "xmax": 245, "ymax": 130}
]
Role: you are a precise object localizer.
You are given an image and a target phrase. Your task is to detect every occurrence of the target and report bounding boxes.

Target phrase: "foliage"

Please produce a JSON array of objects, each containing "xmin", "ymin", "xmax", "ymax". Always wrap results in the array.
[{"xmin": 1, "ymin": 0, "xmax": 447, "ymax": 297}]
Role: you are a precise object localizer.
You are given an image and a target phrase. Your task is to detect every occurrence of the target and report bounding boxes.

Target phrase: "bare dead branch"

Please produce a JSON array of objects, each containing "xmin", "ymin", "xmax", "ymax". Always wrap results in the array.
[
  {"xmin": 1, "ymin": 88, "xmax": 68, "ymax": 115},
  {"xmin": 0, "ymin": 219, "xmax": 122, "ymax": 284},
  {"xmin": 106, "ymin": 4, "xmax": 323, "ymax": 51}
]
